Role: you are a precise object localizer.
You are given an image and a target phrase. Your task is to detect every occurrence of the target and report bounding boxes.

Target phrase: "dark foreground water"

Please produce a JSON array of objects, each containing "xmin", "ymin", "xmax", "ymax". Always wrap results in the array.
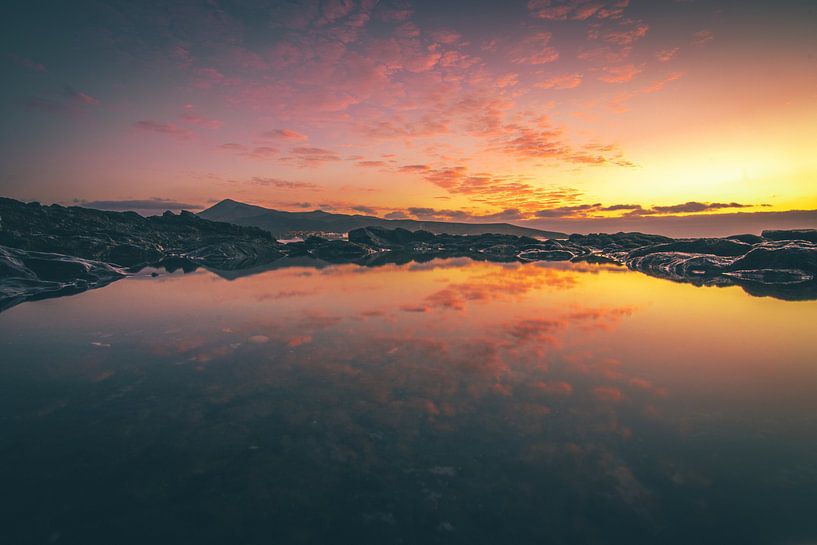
[{"xmin": 1, "ymin": 259, "xmax": 816, "ymax": 545}]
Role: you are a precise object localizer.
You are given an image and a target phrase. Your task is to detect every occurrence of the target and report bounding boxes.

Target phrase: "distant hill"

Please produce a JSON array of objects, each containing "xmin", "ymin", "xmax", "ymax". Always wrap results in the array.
[{"xmin": 198, "ymin": 199, "xmax": 566, "ymax": 239}]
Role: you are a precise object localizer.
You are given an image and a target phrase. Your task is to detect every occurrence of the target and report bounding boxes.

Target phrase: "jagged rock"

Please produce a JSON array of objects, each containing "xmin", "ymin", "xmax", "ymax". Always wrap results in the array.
[
  {"xmin": 727, "ymin": 241, "xmax": 817, "ymax": 274},
  {"xmin": 0, "ymin": 197, "xmax": 283, "ymax": 270},
  {"xmin": 762, "ymin": 229, "xmax": 817, "ymax": 243},
  {"xmin": 348, "ymin": 226, "xmax": 434, "ymax": 248},
  {"xmin": 310, "ymin": 240, "xmax": 371, "ymax": 261},
  {"xmin": 519, "ymin": 249, "xmax": 576, "ymax": 261},
  {"xmin": 3, "ymin": 198, "xmax": 817, "ymax": 307},
  {"xmin": 628, "ymin": 238, "xmax": 751, "ymax": 258},
  {"xmin": 627, "ymin": 252, "xmax": 734, "ymax": 280},
  {"xmin": 726, "ymin": 233, "xmax": 765, "ymax": 244},
  {"xmin": 568, "ymin": 232, "xmax": 673, "ymax": 251},
  {"xmin": 0, "ymin": 245, "xmax": 125, "ymax": 311}
]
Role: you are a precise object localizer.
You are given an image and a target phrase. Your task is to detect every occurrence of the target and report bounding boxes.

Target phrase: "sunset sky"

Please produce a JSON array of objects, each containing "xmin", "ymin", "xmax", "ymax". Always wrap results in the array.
[{"xmin": 2, "ymin": 0, "xmax": 816, "ymax": 234}]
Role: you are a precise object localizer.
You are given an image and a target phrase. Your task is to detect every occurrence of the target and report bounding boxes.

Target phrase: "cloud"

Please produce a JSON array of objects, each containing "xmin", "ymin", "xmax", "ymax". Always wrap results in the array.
[
  {"xmin": 180, "ymin": 105, "xmax": 222, "ymax": 128},
  {"xmin": 398, "ymin": 164, "xmax": 432, "ymax": 174},
  {"xmin": 646, "ymin": 201, "xmax": 751, "ymax": 215},
  {"xmin": 692, "ymin": 30, "xmax": 714, "ymax": 45},
  {"xmin": 288, "ymin": 146, "xmax": 342, "ymax": 167},
  {"xmin": 25, "ymin": 86, "xmax": 99, "ymax": 114},
  {"xmin": 509, "ymin": 32, "xmax": 559, "ymax": 64},
  {"xmin": 73, "ymin": 198, "xmax": 201, "ymax": 211},
  {"xmin": 532, "ymin": 381, "xmax": 573, "ymax": 396},
  {"xmin": 590, "ymin": 23, "xmax": 649, "ymax": 45},
  {"xmin": 640, "ymin": 71, "xmax": 684, "ymax": 93},
  {"xmin": 593, "ymin": 386, "xmax": 624, "ymax": 402},
  {"xmin": 355, "ymin": 160, "xmax": 388, "ymax": 168},
  {"xmin": 133, "ymin": 120, "xmax": 194, "ymax": 140},
  {"xmin": 244, "ymin": 146, "xmax": 278, "ymax": 159},
  {"xmin": 494, "ymin": 127, "xmax": 634, "ymax": 167},
  {"xmin": 655, "ymin": 47, "xmax": 680, "ymax": 62},
  {"xmin": 384, "ymin": 211, "xmax": 409, "ymax": 219},
  {"xmin": 535, "ymin": 73, "xmax": 583, "ymax": 90},
  {"xmin": 352, "ymin": 205, "xmax": 377, "ymax": 214},
  {"xmin": 261, "ymin": 128, "xmax": 308, "ymax": 141},
  {"xmin": 525, "ymin": 209, "xmax": 817, "ymax": 238},
  {"xmin": 219, "ymin": 143, "xmax": 247, "ymax": 151},
  {"xmin": 398, "ymin": 206, "xmax": 526, "ymax": 222},
  {"xmin": 63, "ymin": 86, "xmax": 99, "ymax": 105},
  {"xmin": 534, "ymin": 201, "xmax": 758, "ymax": 219},
  {"xmin": 5, "ymin": 53, "xmax": 46, "ymax": 72},
  {"xmin": 597, "ymin": 64, "xmax": 642, "ymax": 83},
  {"xmin": 244, "ymin": 177, "xmax": 318, "ymax": 189},
  {"xmin": 527, "ymin": 0, "xmax": 630, "ymax": 21},
  {"xmin": 506, "ymin": 318, "xmax": 565, "ymax": 343}
]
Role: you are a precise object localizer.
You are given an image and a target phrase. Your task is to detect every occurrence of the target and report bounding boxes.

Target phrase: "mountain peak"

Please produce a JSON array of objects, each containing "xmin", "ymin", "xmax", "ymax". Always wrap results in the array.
[{"xmin": 198, "ymin": 198, "xmax": 565, "ymax": 239}]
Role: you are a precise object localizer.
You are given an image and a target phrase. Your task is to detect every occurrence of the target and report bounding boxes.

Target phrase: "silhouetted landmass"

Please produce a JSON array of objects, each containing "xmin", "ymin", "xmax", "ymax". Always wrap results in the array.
[
  {"xmin": 198, "ymin": 198, "xmax": 564, "ymax": 239},
  {"xmin": 1, "ymin": 197, "xmax": 816, "ymax": 310}
]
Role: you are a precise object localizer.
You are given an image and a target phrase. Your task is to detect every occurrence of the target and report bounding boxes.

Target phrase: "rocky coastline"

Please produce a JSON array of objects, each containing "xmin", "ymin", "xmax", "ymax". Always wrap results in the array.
[{"xmin": 2, "ymin": 197, "xmax": 816, "ymax": 310}]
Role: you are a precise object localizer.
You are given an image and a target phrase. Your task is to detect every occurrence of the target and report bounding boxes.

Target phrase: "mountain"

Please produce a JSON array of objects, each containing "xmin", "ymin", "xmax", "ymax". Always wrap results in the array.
[{"xmin": 198, "ymin": 199, "xmax": 566, "ymax": 239}]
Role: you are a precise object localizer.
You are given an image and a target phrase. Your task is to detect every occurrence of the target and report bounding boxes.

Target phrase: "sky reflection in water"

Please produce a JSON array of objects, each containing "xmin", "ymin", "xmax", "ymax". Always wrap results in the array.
[{"xmin": 1, "ymin": 259, "xmax": 816, "ymax": 544}]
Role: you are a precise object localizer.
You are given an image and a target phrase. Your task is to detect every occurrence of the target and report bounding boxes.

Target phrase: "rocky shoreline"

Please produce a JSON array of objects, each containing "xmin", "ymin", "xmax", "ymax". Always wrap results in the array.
[{"xmin": 1, "ymin": 197, "xmax": 816, "ymax": 310}]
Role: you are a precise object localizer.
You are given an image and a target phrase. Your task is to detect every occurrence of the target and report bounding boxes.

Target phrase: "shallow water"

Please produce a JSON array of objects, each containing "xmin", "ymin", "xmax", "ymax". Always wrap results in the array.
[{"xmin": 1, "ymin": 259, "xmax": 816, "ymax": 544}]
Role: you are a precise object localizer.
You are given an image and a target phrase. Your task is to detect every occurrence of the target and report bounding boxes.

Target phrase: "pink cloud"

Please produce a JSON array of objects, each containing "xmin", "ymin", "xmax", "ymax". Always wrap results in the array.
[
  {"xmin": 591, "ymin": 23, "xmax": 649, "ymax": 45},
  {"xmin": 528, "ymin": 0, "xmax": 630, "ymax": 20},
  {"xmin": 640, "ymin": 71, "xmax": 684, "ymax": 93},
  {"xmin": 692, "ymin": 30, "xmax": 714, "ymax": 45},
  {"xmin": 597, "ymin": 64, "xmax": 642, "ymax": 83},
  {"xmin": 63, "ymin": 86, "xmax": 99, "ymax": 106},
  {"xmin": 6, "ymin": 53, "xmax": 46, "ymax": 72},
  {"xmin": 288, "ymin": 146, "xmax": 342, "ymax": 167},
  {"xmin": 133, "ymin": 120, "xmax": 194, "ymax": 141},
  {"xmin": 535, "ymin": 73, "xmax": 583, "ymax": 90},
  {"xmin": 593, "ymin": 386, "xmax": 624, "ymax": 402},
  {"xmin": 655, "ymin": 47, "xmax": 680, "ymax": 62},
  {"xmin": 261, "ymin": 128, "xmax": 308, "ymax": 141},
  {"xmin": 509, "ymin": 32, "xmax": 559, "ymax": 64},
  {"xmin": 179, "ymin": 105, "xmax": 222, "ymax": 129}
]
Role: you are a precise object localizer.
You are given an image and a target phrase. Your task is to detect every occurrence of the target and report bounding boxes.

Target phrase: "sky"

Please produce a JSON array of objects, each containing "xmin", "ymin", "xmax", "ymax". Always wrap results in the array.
[{"xmin": 1, "ymin": 0, "xmax": 816, "ymax": 235}]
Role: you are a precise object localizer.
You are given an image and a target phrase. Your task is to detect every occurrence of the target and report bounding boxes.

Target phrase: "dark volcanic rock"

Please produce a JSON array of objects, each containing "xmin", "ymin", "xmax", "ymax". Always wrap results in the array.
[
  {"xmin": 762, "ymin": 229, "xmax": 817, "ymax": 243},
  {"xmin": 568, "ymin": 232, "xmax": 673, "ymax": 251},
  {"xmin": 309, "ymin": 240, "xmax": 372, "ymax": 261},
  {"xmin": 0, "ymin": 197, "xmax": 283, "ymax": 270},
  {"xmin": 628, "ymin": 238, "xmax": 751, "ymax": 258},
  {"xmin": 0, "ymin": 245, "xmax": 125, "ymax": 311},
  {"xmin": 727, "ymin": 241, "xmax": 817, "ymax": 275},
  {"xmin": 348, "ymin": 226, "xmax": 435, "ymax": 248},
  {"xmin": 627, "ymin": 252, "xmax": 734, "ymax": 281},
  {"xmin": 2, "ymin": 197, "xmax": 817, "ymax": 307},
  {"xmin": 726, "ymin": 233, "xmax": 765, "ymax": 244}
]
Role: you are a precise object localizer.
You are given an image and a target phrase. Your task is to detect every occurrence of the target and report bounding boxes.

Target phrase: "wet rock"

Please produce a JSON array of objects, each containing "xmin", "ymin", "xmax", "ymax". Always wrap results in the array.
[
  {"xmin": 727, "ymin": 241, "xmax": 817, "ymax": 274},
  {"xmin": 0, "ymin": 245, "xmax": 125, "ymax": 311},
  {"xmin": 518, "ymin": 249, "xmax": 576, "ymax": 261},
  {"xmin": 726, "ymin": 233, "xmax": 765, "ymax": 244},
  {"xmin": 310, "ymin": 240, "xmax": 372, "ymax": 261},
  {"xmin": 627, "ymin": 252, "xmax": 734, "ymax": 280},
  {"xmin": 3, "ymin": 197, "xmax": 817, "ymax": 306},
  {"xmin": 628, "ymin": 238, "xmax": 751, "ymax": 258},
  {"xmin": 348, "ymin": 226, "xmax": 434, "ymax": 248},
  {"xmin": 762, "ymin": 229, "xmax": 817, "ymax": 243},
  {"xmin": 568, "ymin": 232, "xmax": 672, "ymax": 251},
  {"xmin": 0, "ymin": 196, "xmax": 281, "ymax": 270}
]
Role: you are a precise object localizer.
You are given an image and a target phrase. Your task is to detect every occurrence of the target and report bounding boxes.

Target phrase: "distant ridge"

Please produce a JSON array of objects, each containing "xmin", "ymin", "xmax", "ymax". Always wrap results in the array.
[{"xmin": 198, "ymin": 199, "xmax": 566, "ymax": 239}]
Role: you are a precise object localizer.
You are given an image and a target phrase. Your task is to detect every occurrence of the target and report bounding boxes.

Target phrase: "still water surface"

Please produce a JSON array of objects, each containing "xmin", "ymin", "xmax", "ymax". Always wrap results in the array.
[{"xmin": 1, "ymin": 259, "xmax": 816, "ymax": 544}]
